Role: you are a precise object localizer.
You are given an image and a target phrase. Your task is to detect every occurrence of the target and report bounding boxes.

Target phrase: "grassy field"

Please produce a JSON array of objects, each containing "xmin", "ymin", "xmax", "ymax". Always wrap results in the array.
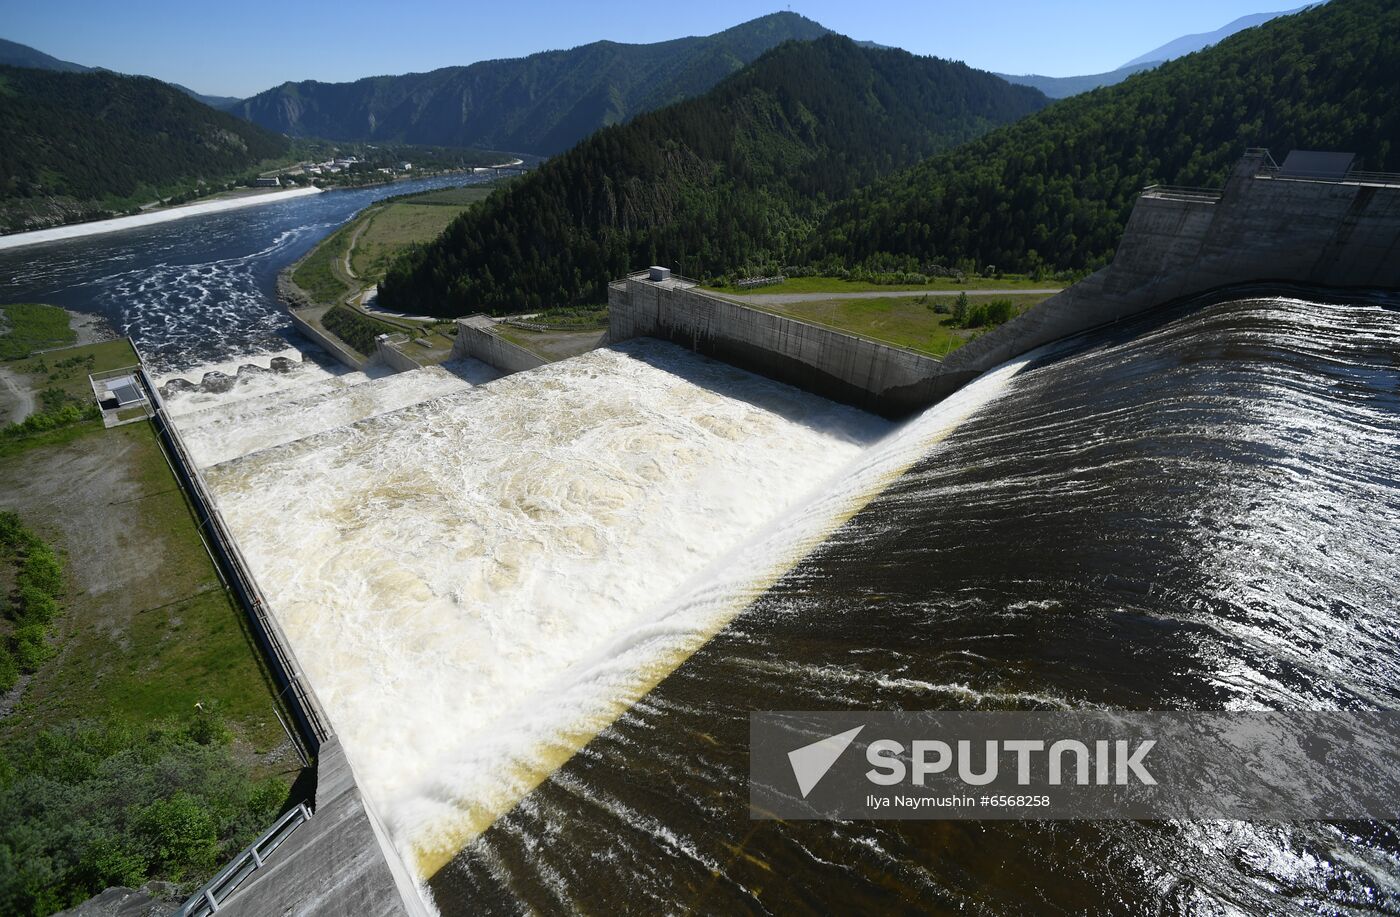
[
  {"xmin": 0, "ymin": 304, "xmax": 76, "ymax": 360},
  {"xmin": 292, "ymin": 183, "xmax": 497, "ymax": 311},
  {"xmin": 753, "ymin": 292, "xmax": 1053, "ymax": 357},
  {"xmin": 10, "ymin": 339, "xmax": 138, "ymax": 401},
  {"xmin": 291, "ymin": 220, "xmax": 357, "ymax": 305},
  {"xmin": 0, "ymin": 341, "xmax": 300, "ymax": 912},
  {"xmin": 706, "ymin": 275, "xmax": 1065, "ymax": 296}
]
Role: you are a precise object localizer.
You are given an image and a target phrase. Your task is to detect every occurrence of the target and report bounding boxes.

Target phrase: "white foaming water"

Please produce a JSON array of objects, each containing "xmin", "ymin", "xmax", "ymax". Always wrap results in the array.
[
  {"xmin": 157, "ymin": 347, "xmax": 357, "ymax": 416},
  {"xmin": 187, "ymin": 335, "xmax": 1032, "ymax": 896},
  {"xmin": 174, "ymin": 359, "xmax": 501, "ymax": 466},
  {"xmin": 385, "ymin": 344, "xmax": 1036, "ymax": 878}
]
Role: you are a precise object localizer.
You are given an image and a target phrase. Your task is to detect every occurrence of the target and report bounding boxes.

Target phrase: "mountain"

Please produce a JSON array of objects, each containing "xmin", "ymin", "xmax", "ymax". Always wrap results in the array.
[
  {"xmin": 0, "ymin": 37, "xmax": 89, "ymax": 73},
  {"xmin": 1121, "ymin": 4, "xmax": 1315, "ymax": 67},
  {"xmin": 0, "ymin": 66, "xmax": 290, "ymax": 232},
  {"xmin": 807, "ymin": 0, "xmax": 1397, "ymax": 278},
  {"xmin": 377, "ymin": 36, "xmax": 1048, "ymax": 315},
  {"xmin": 233, "ymin": 12, "xmax": 834, "ymax": 155},
  {"xmin": 996, "ymin": 4, "xmax": 1316, "ymax": 99},
  {"xmin": 170, "ymin": 84, "xmax": 243, "ymax": 110},
  {"xmin": 0, "ymin": 36, "xmax": 242, "ymax": 110},
  {"xmin": 996, "ymin": 63, "xmax": 1158, "ymax": 99}
]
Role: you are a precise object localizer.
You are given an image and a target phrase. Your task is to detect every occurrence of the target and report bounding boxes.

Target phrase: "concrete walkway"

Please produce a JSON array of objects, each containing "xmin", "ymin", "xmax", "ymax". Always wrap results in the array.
[{"xmin": 722, "ymin": 288, "xmax": 1063, "ymax": 305}]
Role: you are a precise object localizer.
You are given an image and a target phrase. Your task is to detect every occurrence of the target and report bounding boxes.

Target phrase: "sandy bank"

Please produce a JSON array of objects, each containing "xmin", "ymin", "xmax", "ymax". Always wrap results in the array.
[{"xmin": 0, "ymin": 186, "xmax": 325, "ymax": 252}]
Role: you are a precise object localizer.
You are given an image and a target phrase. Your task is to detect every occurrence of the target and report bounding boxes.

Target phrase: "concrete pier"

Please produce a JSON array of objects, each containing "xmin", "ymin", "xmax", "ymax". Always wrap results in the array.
[{"xmin": 451, "ymin": 314, "xmax": 549, "ymax": 375}]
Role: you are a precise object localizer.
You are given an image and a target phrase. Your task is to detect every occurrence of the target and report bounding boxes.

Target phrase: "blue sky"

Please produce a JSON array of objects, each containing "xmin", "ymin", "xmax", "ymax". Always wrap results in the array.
[{"xmin": 3, "ymin": 1, "xmax": 1297, "ymax": 98}]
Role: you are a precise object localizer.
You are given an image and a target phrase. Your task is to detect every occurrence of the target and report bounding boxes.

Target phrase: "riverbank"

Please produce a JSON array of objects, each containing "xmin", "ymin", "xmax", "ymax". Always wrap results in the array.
[{"xmin": 0, "ymin": 186, "xmax": 325, "ymax": 252}]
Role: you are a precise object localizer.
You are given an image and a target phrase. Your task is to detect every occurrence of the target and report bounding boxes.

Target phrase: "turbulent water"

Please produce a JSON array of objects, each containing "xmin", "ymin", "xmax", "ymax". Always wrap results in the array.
[
  {"xmin": 190, "ymin": 340, "xmax": 893, "ymax": 878},
  {"xmin": 0, "ymin": 172, "xmax": 498, "ymax": 371},
  {"xmin": 414, "ymin": 292, "xmax": 1400, "ymax": 915}
]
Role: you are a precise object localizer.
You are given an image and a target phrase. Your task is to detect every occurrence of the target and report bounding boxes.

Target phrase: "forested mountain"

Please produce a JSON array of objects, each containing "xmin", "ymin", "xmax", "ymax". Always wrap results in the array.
[
  {"xmin": 0, "ymin": 37, "xmax": 89, "ymax": 73},
  {"xmin": 1120, "ymin": 4, "xmax": 1313, "ymax": 67},
  {"xmin": 0, "ymin": 37, "xmax": 240, "ymax": 109},
  {"xmin": 0, "ymin": 66, "xmax": 290, "ymax": 232},
  {"xmin": 809, "ymin": 0, "xmax": 1398, "ymax": 277},
  {"xmin": 233, "ymin": 13, "xmax": 833, "ymax": 155},
  {"xmin": 377, "ymin": 37, "xmax": 1047, "ymax": 315}
]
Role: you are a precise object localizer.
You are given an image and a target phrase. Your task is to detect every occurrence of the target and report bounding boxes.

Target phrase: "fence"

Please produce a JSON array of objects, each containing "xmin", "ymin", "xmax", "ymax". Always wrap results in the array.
[
  {"xmin": 175, "ymin": 803, "xmax": 312, "ymax": 916},
  {"xmin": 130, "ymin": 349, "xmax": 331, "ymax": 756}
]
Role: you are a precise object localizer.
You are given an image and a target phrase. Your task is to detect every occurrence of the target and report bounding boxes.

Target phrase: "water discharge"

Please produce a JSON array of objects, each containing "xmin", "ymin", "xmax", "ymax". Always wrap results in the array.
[
  {"xmin": 187, "ymin": 339, "xmax": 908, "ymax": 877},
  {"xmin": 426, "ymin": 292, "xmax": 1400, "ymax": 915}
]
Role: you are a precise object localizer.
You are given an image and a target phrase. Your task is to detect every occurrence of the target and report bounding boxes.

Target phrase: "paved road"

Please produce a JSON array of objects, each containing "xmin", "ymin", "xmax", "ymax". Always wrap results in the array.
[{"xmin": 722, "ymin": 288, "xmax": 1064, "ymax": 305}]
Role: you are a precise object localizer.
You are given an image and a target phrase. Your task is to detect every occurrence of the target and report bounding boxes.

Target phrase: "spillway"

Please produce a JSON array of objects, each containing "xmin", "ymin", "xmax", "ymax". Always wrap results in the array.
[
  {"xmin": 175, "ymin": 290, "xmax": 1400, "ymax": 915},
  {"xmin": 187, "ymin": 339, "xmax": 895, "ymax": 883},
  {"xmin": 421, "ymin": 292, "xmax": 1400, "ymax": 915}
]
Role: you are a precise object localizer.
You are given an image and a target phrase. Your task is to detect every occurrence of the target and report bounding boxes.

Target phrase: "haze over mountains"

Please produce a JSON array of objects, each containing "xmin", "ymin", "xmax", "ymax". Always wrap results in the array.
[
  {"xmin": 0, "ymin": 37, "xmax": 241, "ymax": 109},
  {"xmin": 997, "ymin": 4, "xmax": 1316, "ymax": 97}
]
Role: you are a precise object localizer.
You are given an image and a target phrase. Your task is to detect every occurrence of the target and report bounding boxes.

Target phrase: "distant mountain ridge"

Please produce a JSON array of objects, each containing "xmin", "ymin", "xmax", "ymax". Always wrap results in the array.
[
  {"xmin": 0, "ymin": 36, "xmax": 242, "ymax": 109},
  {"xmin": 233, "ymin": 12, "xmax": 834, "ymax": 155},
  {"xmin": 997, "ymin": 4, "xmax": 1316, "ymax": 98},
  {"xmin": 1121, "ymin": 4, "xmax": 1315, "ymax": 67},
  {"xmin": 995, "ymin": 63, "xmax": 1159, "ymax": 99},
  {"xmin": 377, "ymin": 36, "xmax": 1048, "ymax": 315}
]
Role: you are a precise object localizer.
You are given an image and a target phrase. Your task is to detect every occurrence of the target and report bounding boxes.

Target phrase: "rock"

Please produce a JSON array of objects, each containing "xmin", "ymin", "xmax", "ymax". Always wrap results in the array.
[{"xmin": 55, "ymin": 880, "xmax": 182, "ymax": 917}]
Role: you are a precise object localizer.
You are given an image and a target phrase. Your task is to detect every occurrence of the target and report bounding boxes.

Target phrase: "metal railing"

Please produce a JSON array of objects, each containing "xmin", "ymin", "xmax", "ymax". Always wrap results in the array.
[
  {"xmin": 176, "ymin": 803, "xmax": 312, "ymax": 916},
  {"xmin": 130, "ymin": 348, "xmax": 332, "ymax": 757},
  {"xmin": 627, "ymin": 269, "xmax": 702, "ymax": 287},
  {"xmin": 1140, "ymin": 184, "xmax": 1223, "ymax": 201}
]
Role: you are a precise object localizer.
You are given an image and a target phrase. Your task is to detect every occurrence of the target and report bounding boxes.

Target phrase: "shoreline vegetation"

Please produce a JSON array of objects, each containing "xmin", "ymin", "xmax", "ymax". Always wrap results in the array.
[
  {"xmin": 280, "ymin": 182, "xmax": 503, "ymax": 361},
  {"xmin": 0, "ymin": 318, "xmax": 303, "ymax": 914}
]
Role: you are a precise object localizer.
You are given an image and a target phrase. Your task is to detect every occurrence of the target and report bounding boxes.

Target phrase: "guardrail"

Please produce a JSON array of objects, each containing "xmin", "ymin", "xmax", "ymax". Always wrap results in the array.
[
  {"xmin": 1140, "ymin": 184, "xmax": 1223, "ymax": 201},
  {"xmin": 130, "ymin": 347, "xmax": 331, "ymax": 757},
  {"xmin": 175, "ymin": 803, "xmax": 312, "ymax": 916}
]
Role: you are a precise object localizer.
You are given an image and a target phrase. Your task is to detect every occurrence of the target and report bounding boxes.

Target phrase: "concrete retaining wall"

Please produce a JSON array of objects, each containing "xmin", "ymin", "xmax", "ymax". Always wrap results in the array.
[
  {"xmin": 376, "ymin": 337, "xmax": 423, "ymax": 373},
  {"xmin": 942, "ymin": 150, "xmax": 1400, "ymax": 389},
  {"xmin": 289, "ymin": 309, "xmax": 369, "ymax": 371},
  {"xmin": 612, "ymin": 152, "xmax": 1400, "ymax": 410},
  {"xmin": 608, "ymin": 279, "xmax": 943, "ymax": 418},
  {"xmin": 217, "ymin": 739, "xmax": 428, "ymax": 917},
  {"xmin": 452, "ymin": 314, "xmax": 548, "ymax": 374}
]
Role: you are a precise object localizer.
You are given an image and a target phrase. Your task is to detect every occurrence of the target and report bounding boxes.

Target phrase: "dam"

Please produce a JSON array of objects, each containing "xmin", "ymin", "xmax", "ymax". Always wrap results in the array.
[{"xmin": 149, "ymin": 149, "xmax": 1400, "ymax": 914}]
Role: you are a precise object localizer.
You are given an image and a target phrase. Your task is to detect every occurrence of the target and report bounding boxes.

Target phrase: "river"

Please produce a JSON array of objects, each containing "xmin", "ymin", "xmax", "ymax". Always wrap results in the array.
[{"xmin": 0, "ymin": 171, "xmax": 501, "ymax": 372}]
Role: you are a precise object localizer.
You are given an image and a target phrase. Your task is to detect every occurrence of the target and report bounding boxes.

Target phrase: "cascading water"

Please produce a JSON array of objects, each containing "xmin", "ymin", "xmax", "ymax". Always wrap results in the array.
[
  {"xmin": 406, "ymin": 292, "xmax": 1399, "ymax": 915},
  {"xmin": 192, "ymin": 339, "xmax": 898, "ymax": 880}
]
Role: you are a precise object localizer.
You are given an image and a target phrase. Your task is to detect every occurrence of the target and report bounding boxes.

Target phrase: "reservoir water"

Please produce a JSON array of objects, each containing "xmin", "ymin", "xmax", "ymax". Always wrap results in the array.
[{"xmin": 4, "ymin": 182, "xmax": 1397, "ymax": 914}]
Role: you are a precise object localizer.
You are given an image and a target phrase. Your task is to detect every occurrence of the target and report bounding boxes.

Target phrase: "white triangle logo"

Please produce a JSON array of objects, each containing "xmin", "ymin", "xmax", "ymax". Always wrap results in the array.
[{"xmin": 787, "ymin": 725, "xmax": 865, "ymax": 798}]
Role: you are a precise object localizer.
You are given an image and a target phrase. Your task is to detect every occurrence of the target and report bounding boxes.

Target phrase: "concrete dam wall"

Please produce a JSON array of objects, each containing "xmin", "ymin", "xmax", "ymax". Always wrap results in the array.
[
  {"xmin": 610, "ymin": 149, "xmax": 1400, "ymax": 412},
  {"xmin": 938, "ymin": 148, "xmax": 1400, "ymax": 392},
  {"xmin": 608, "ymin": 274, "xmax": 945, "ymax": 417}
]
